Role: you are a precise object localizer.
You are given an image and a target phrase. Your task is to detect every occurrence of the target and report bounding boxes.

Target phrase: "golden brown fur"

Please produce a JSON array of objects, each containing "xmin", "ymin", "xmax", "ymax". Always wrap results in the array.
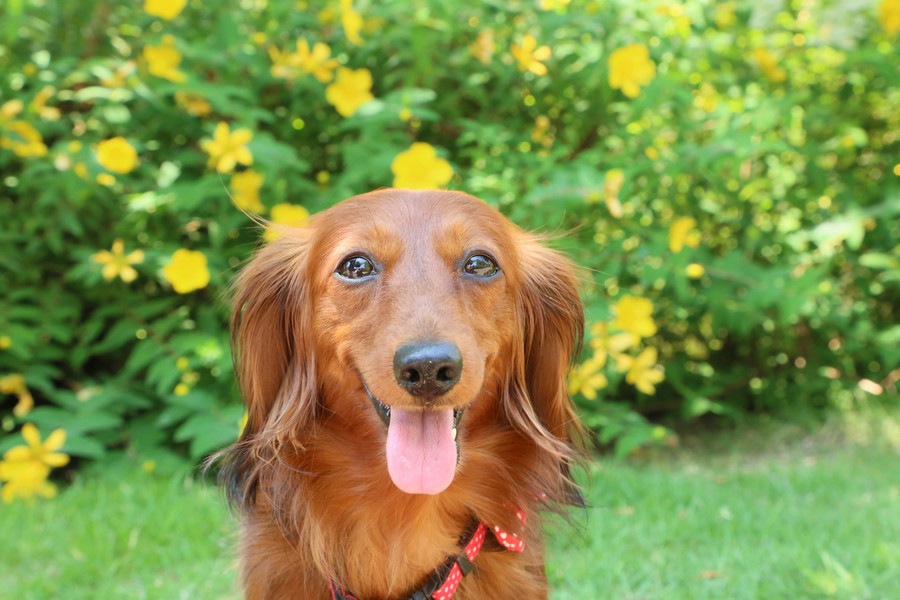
[{"xmin": 218, "ymin": 189, "xmax": 584, "ymax": 599}]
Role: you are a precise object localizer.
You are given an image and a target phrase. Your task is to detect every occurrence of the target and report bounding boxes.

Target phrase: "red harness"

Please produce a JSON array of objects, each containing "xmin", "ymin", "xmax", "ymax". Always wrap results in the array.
[{"xmin": 328, "ymin": 513, "xmax": 526, "ymax": 600}]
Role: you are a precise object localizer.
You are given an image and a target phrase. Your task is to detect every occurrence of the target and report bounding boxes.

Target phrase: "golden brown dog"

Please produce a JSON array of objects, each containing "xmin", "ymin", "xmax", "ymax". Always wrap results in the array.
[{"xmin": 219, "ymin": 189, "xmax": 584, "ymax": 599}]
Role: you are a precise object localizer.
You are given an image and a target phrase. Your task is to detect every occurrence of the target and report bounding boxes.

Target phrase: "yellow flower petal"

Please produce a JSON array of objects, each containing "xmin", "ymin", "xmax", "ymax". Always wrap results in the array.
[
  {"xmin": 3, "ymin": 446, "xmax": 30, "ymax": 462},
  {"xmin": 13, "ymin": 390, "xmax": 34, "ymax": 417},
  {"xmin": 21, "ymin": 423, "xmax": 40, "ymax": 449},
  {"xmin": 43, "ymin": 452, "xmax": 70, "ymax": 468},
  {"xmin": 126, "ymin": 249, "xmax": 145, "ymax": 264}
]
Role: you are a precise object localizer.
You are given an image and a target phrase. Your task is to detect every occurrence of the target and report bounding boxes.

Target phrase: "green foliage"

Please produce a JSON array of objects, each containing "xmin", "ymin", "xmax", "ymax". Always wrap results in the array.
[{"xmin": 0, "ymin": 0, "xmax": 898, "ymax": 469}]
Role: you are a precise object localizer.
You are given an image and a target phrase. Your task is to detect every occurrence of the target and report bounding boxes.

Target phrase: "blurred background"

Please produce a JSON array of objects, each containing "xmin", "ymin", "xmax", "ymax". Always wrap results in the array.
[{"xmin": 0, "ymin": 0, "xmax": 898, "ymax": 598}]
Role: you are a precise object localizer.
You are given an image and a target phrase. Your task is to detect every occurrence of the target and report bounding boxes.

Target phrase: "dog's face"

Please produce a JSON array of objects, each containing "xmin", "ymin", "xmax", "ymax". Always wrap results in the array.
[
  {"xmin": 308, "ymin": 191, "xmax": 523, "ymax": 493},
  {"xmin": 230, "ymin": 189, "xmax": 583, "ymax": 499}
]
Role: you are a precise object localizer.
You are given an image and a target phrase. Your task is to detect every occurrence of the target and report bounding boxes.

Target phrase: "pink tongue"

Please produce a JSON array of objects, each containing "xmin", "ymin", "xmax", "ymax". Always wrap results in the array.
[{"xmin": 386, "ymin": 407, "xmax": 458, "ymax": 495}]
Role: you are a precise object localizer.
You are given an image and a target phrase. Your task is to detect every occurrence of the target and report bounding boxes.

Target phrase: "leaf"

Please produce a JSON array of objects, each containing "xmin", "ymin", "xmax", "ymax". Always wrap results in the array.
[
  {"xmin": 92, "ymin": 320, "xmax": 138, "ymax": 355},
  {"xmin": 26, "ymin": 406, "xmax": 123, "ymax": 436},
  {"xmin": 859, "ymin": 252, "xmax": 898, "ymax": 270},
  {"xmin": 146, "ymin": 356, "xmax": 181, "ymax": 395},
  {"xmin": 124, "ymin": 340, "xmax": 168, "ymax": 375},
  {"xmin": 614, "ymin": 428, "xmax": 655, "ymax": 458},
  {"xmin": 63, "ymin": 435, "xmax": 107, "ymax": 459}
]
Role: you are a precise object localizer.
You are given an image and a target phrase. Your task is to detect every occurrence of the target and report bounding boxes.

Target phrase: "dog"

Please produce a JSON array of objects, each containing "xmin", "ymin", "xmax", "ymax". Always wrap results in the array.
[{"xmin": 219, "ymin": 189, "xmax": 584, "ymax": 599}]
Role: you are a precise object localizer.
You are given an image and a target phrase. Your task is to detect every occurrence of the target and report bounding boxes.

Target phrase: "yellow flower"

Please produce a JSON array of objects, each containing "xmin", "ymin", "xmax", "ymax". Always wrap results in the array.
[
  {"xmin": 532, "ymin": 114, "xmax": 552, "ymax": 146},
  {"xmin": 612, "ymin": 295, "xmax": 657, "ymax": 339},
  {"xmin": 540, "ymin": 0, "xmax": 571, "ymax": 10},
  {"xmin": 0, "ymin": 457, "xmax": 55, "ymax": 504},
  {"xmin": 470, "ymin": 30, "xmax": 496, "ymax": 64},
  {"xmin": 143, "ymin": 35, "xmax": 187, "ymax": 83},
  {"xmin": 92, "ymin": 239, "xmax": 144, "ymax": 283},
  {"xmin": 0, "ymin": 335, "xmax": 11, "ymax": 349},
  {"xmin": 269, "ymin": 46, "xmax": 300, "ymax": 80},
  {"xmin": 144, "ymin": 0, "xmax": 187, "ymax": 19},
  {"xmin": 753, "ymin": 47, "xmax": 786, "ymax": 83},
  {"xmin": 609, "ymin": 43, "xmax": 656, "ymax": 98},
  {"xmin": 603, "ymin": 168, "xmax": 625, "ymax": 218},
  {"xmin": 15, "ymin": 389, "xmax": 33, "ymax": 416},
  {"xmin": 325, "ymin": 67, "xmax": 374, "ymax": 117},
  {"xmin": 174, "ymin": 91, "xmax": 212, "ymax": 117},
  {"xmin": 0, "ymin": 121, "xmax": 48, "ymax": 158},
  {"xmin": 0, "ymin": 423, "xmax": 68, "ymax": 503},
  {"xmin": 511, "ymin": 35, "xmax": 552, "ymax": 76},
  {"xmin": 669, "ymin": 216, "xmax": 701, "ymax": 253},
  {"xmin": 0, "ymin": 374, "xmax": 33, "ymax": 417},
  {"xmin": 880, "ymin": 0, "xmax": 900, "ymax": 35},
  {"xmin": 617, "ymin": 347, "xmax": 665, "ymax": 395},
  {"xmin": 5, "ymin": 424, "xmax": 70, "ymax": 468},
  {"xmin": 162, "ymin": 249, "xmax": 210, "ymax": 294},
  {"xmin": 264, "ymin": 203, "xmax": 311, "ymax": 242},
  {"xmin": 230, "ymin": 170, "xmax": 265, "ymax": 213},
  {"xmin": 30, "ymin": 86, "xmax": 60, "ymax": 121},
  {"xmin": 1, "ymin": 99, "xmax": 23, "ymax": 119},
  {"xmin": 97, "ymin": 173, "xmax": 116, "ymax": 186},
  {"xmin": 96, "ymin": 137, "xmax": 138, "ymax": 174},
  {"xmin": 589, "ymin": 321, "xmax": 637, "ymax": 366},
  {"xmin": 269, "ymin": 40, "xmax": 339, "ymax": 82},
  {"xmin": 567, "ymin": 355, "xmax": 608, "ymax": 400},
  {"xmin": 686, "ymin": 263, "xmax": 705, "ymax": 279},
  {"xmin": 391, "ymin": 142, "xmax": 454, "ymax": 189},
  {"xmin": 174, "ymin": 383, "xmax": 190, "ymax": 396},
  {"xmin": 297, "ymin": 39, "xmax": 339, "ymax": 82},
  {"xmin": 201, "ymin": 122, "xmax": 254, "ymax": 173},
  {"xmin": 340, "ymin": 0, "xmax": 364, "ymax": 46}
]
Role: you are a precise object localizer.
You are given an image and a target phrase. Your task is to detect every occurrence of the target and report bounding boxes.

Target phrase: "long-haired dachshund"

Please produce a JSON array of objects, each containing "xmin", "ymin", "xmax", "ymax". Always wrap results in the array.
[{"xmin": 219, "ymin": 189, "xmax": 584, "ymax": 599}]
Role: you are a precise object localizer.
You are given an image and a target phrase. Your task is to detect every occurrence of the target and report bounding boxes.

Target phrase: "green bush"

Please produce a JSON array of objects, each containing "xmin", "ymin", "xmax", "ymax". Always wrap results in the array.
[{"xmin": 1, "ymin": 0, "xmax": 898, "ymax": 497}]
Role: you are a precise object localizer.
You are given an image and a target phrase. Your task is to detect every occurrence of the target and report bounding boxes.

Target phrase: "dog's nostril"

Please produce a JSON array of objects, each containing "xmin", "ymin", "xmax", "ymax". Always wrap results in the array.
[
  {"xmin": 436, "ymin": 366, "xmax": 456, "ymax": 383},
  {"xmin": 401, "ymin": 368, "xmax": 421, "ymax": 384},
  {"xmin": 393, "ymin": 341, "xmax": 463, "ymax": 398}
]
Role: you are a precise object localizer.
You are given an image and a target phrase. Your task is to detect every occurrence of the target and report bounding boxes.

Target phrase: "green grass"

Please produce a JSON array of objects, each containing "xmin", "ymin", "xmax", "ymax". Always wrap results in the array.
[
  {"xmin": 0, "ymin": 460, "xmax": 238, "ymax": 600},
  {"xmin": 2, "ymin": 417, "xmax": 898, "ymax": 599},
  {"xmin": 547, "ymin": 427, "xmax": 900, "ymax": 599}
]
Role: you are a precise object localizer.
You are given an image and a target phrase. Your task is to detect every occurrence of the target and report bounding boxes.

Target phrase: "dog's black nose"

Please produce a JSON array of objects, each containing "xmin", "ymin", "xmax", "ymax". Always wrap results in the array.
[{"xmin": 393, "ymin": 341, "xmax": 462, "ymax": 399}]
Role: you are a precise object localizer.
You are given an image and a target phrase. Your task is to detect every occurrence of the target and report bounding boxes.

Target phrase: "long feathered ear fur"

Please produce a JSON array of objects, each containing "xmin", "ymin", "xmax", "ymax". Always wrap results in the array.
[
  {"xmin": 505, "ymin": 235, "xmax": 586, "ymax": 505},
  {"xmin": 216, "ymin": 231, "xmax": 317, "ymax": 510}
]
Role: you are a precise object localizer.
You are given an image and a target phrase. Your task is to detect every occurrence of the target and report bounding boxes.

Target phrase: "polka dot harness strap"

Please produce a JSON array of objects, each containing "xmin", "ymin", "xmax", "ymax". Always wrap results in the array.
[{"xmin": 328, "ymin": 512, "xmax": 526, "ymax": 600}]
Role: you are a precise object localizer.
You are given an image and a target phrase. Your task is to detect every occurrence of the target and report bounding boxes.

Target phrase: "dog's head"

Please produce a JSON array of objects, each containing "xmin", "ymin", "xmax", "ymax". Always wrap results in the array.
[{"xmin": 225, "ymin": 189, "xmax": 583, "ymax": 501}]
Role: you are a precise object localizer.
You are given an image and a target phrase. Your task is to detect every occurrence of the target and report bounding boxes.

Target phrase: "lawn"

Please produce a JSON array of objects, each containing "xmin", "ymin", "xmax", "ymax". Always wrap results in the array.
[{"xmin": 2, "ymin": 416, "xmax": 897, "ymax": 600}]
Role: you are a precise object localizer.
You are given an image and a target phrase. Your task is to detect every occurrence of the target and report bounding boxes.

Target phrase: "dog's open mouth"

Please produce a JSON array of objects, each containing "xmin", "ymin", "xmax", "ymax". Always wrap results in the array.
[{"xmin": 360, "ymin": 375, "xmax": 464, "ymax": 496}]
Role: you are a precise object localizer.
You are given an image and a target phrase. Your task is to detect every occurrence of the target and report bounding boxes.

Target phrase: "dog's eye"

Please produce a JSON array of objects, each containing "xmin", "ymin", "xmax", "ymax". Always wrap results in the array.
[
  {"xmin": 336, "ymin": 256, "xmax": 376, "ymax": 280},
  {"xmin": 463, "ymin": 254, "xmax": 499, "ymax": 278}
]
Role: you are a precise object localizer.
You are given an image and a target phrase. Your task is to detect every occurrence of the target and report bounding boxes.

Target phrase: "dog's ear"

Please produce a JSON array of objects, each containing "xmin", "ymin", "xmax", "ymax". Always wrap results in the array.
[
  {"xmin": 231, "ymin": 231, "xmax": 317, "ymax": 440},
  {"xmin": 505, "ymin": 235, "xmax": 585, "ymax": 500},
  {"xmin": 218, "ymin": 231, "xmax": 317, "ymax": 507}
]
